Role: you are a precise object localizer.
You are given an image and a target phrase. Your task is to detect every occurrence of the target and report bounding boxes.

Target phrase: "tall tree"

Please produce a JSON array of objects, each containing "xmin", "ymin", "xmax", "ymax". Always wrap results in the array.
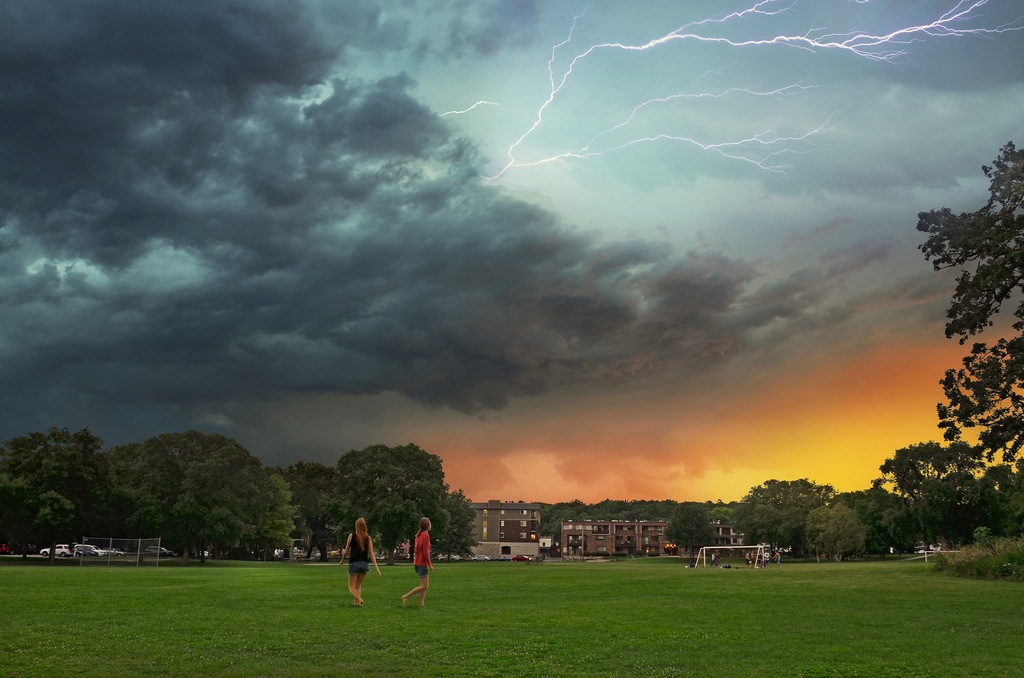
[
  {"xmin": 335, "ymin": 443, "xmax": 447, "ymax": 565},
  {"xmin": 248, "ymin": 471, "xmax": 296, "ymax": 561},
  {"xmin": 432, "ymin": 489, "xmax": 478, "ymax": 560},
  {"xmin": 666, "ymin": 503, "xmax": 715, "ymax": 556},
  {"xmin": 877, "ymin": 441, "xmax": 998, "ymax": 547},
  {"xmin": 0, "ymin": 427, "xmax": 107, "ymax": 561},
  {"xmin": 734, "ymin": 479, "xmax": 834, "ymax": 555},
  {"xmin": 917, "ymin": 141, "xmax": 1024, "ymax": 461},
  {"xmin": 279, "ymin": 461, "xmax": 337, "ymax": 560},
  {"xmin": 806, "ymin": 504, "xmax": 866, "ymax": 562}
]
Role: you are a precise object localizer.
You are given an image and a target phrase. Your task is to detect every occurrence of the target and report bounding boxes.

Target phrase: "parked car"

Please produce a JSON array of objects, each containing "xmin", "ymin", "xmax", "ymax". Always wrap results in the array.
[
  {"xmin": 144, "ymin": 546, "xmax": 177, "ymax": 557},
  {"xmin": 495, "ymin": 556, "xmax": 511, "ymax": 561},
  {"xmin": 74, "ymin": 544, "xmax": 105, "ymax": 557},
  {"xmin": 40, "ymin": 544, "xmax": 73, "ymax": 557},
  {"xmin": 0, "ymin": 543, "xmax": 12, "ymax": 555},
  {"xmin": 512, "ymin": 555, "xmax": 533, "ymax": 562},
  {"xmin": 472, "ymin": 555, "xmax": 491, "ymax": 561}
]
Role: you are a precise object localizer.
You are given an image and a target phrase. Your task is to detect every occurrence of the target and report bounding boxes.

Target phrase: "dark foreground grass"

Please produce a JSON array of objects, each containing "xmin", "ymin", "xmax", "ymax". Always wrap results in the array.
[{"xmin": 2, "ymin": 557, "xmax": 1022, "ymax": 677}]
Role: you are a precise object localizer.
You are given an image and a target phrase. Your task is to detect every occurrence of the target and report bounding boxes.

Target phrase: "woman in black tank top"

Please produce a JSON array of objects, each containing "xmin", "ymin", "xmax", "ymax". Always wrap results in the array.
[{"xmin": 339, "ymin": 517, "xmax": 381, "ymax": 606}]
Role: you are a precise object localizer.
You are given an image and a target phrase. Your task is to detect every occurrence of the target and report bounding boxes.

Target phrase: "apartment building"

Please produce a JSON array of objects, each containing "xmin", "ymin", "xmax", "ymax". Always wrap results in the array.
[
  {"xmin": 714, "ymin": 522, "xmax": 743, "ymax": 546},
  {"xmin": 471, "ymin": 500, "xmax": 542, "ymax": 559},
  {"xmin": 560, "ymin": 520, "xmax": 668, "ymax": 558}
]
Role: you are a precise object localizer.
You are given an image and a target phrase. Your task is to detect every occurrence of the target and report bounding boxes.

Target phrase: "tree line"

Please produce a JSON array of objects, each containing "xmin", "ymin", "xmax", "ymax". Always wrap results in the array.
[
  {"xmin": 537, "ymin": 446, "xmax": 1024, "ymax": 562},
  {"xmin": 0, "ymin": 429, "xmax": 477, "ymax": 564}
]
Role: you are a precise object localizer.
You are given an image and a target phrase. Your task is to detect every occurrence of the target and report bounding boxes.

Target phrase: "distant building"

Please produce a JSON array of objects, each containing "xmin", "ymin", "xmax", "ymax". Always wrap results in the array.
[
  {"xmin": 560, "ymin": 520, "xmax": 668, "ymax": 558},
  {"xmin": 471, "ymin": 500, "xmax": 542, "ymax": 559},
  {"xmin": 713, "ymin": 522, "xmax": 743, "ymax": 546}
]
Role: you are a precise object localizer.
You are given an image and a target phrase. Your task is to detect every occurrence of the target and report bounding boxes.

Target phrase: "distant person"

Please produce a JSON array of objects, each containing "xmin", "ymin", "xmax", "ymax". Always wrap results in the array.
[
  {"xmin": 338, "ymin": 517, "xmax": 381, "ymax": 606},
  {"xmin": 711, "ymin": 552, "xmax": 720, "ymax": 567},
  {"xmin": 402, "ymin": 517, "xmax": 433, "ymax": 607},
  {"xmin": 774, "ymin": 550, "xmax": 782, "ymax": 566}
]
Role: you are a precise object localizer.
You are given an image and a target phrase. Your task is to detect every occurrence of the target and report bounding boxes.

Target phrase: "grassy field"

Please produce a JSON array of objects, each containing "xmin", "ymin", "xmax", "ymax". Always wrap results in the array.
[{"xmin": 2, "ymin": 556, "xmax": 1022, "ymax": 677}]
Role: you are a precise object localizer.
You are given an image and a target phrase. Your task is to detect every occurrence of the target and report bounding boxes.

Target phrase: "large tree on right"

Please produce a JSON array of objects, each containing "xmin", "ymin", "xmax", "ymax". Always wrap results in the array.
[{"xmin": 917, "ymin": 141, "xmax": 1024, "ymax": 462}]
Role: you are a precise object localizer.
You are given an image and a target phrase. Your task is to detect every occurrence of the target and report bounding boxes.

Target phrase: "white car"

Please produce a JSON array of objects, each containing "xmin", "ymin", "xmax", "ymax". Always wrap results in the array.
[
  {"xmin": 39, "ymin": 544, "xmax": 72, "ymax": 557},
  {"xmin": 473, "ymin": 555, "xmax": 491, "ymax": 561},
  {"xmin": 74, "ymin": 544, "xmax": 107, "ymax": 557}
]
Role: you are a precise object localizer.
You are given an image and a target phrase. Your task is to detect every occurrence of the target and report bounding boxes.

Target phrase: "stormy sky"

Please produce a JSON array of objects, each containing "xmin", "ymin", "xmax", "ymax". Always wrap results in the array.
[{"xmin": 2, "ymin": 0, "xmax": 1022, "ymax": 502}]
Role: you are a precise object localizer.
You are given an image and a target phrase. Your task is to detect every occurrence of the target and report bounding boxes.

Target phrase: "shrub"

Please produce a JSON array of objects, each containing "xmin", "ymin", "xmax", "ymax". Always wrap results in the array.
[{"xmin": 932, "ymin": 537, "xmax": 1024, "ymax": 580}]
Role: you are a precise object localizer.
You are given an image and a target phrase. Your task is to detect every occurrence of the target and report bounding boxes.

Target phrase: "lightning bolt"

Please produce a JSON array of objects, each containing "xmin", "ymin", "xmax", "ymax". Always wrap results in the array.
[
  {"xmin": 439, "ymin": 101, "xmax": 499, "ymax": 117},
  {"xmin": 486, "ymin": 0, "xmax": 1023, "ymax": 180}
]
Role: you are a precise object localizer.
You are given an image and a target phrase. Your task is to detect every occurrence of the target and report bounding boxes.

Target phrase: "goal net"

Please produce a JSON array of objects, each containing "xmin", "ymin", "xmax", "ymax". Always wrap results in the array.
[
  {"xmin": 693, "ymin": 544, "xmax": 771, "ymax": 568},
  {"xmin": 78, "ymin": 537, "xmax": 164, "ymax": 566}
]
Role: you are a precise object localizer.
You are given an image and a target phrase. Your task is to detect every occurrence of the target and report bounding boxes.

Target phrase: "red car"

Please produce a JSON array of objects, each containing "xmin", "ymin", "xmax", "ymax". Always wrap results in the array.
[
  {"xmin": 0, "ymin": 544, "xmax": 12, "ymax": 555},
  {"xmin": 511, "ymin": 555, "xmax": 532, "ymax": 562}
]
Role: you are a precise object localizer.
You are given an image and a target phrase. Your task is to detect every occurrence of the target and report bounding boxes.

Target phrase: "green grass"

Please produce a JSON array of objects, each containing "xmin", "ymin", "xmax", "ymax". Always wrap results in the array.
[{"xmin": 2, "ymin": 557, "xmax": 1023, "ymax": 677}]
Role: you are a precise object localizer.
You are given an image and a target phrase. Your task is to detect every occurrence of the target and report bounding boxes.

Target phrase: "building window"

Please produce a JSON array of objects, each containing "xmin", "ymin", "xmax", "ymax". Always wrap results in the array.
[
  {"xmin": 520, "ymin": 533, "xmax": 527, "ymax": 539},
  {"xmin": 500, "ymin": 520, "xmax": 505, "ymax": 527},
  {"xmin": 520, "ymin": 521, "xmax": 527, "ymax": 527},
  {"xmin": 483, "ymin": 509, "xmax": 488, "ymax": 516}
]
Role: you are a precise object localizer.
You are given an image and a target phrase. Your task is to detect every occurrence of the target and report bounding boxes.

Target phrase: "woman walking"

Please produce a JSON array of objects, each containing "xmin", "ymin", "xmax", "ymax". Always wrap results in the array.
[
  {"xmin": 339, "ymin": 517, "xmax": 381, "ymax": 606},
  {"xmin": 402, "ymin": 517, "xmax": 433, "ymax": 607}
]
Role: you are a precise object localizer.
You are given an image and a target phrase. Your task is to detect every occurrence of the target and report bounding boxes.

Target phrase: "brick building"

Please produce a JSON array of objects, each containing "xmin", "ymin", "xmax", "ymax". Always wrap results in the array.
[
  {"xmin": 560, "ymin": 520, "xmax": 668, "ymax": 558},
  {"xmin": 471, "ymin": 500, "xmax": 542, "ymax": 559}
]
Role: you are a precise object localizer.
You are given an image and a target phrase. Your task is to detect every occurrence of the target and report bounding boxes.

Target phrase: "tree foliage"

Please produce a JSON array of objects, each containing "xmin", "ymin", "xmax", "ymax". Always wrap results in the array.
[
  {"xmin": 836, "ymin": 487, "xmax": 915, "ymax": 556},
  {"xmin": 806, "ymin": 504, "xmax": 866, "ymax": 562},
  {"xmin": 335, "ymin": 443, "xmax": 447, "ymax": 565},
  {"xmin": 279, "ymin": 461, "xmax": 337, "ymax": 560},
  {"xmin": 666, "ymin": 503, "xmax": 715, "ymax": 555},
  {"xmin": 917, "ymin": 141, "xmax": 1024, "ymax": 461},
  {"xmin": 109, "ymin": 431, "xmax": 293, "ymax": 562},
  {"xmin": 734, "ymin": 479, "xmax": 835, "ymax": 555},
  {"xmin": 0, "ymin": 427, "xmax": 107, "ymax": 560},
  {"xmin": 432, "ymin": 489, "xmax": 478, "ymax": 559},
  {"xmin": 877, "ymin": 441, "xmax": 1006, "ymax": 547}
]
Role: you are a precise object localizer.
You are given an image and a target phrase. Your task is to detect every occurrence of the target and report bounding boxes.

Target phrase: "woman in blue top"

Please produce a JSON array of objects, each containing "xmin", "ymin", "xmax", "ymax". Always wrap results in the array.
[{"xmin": 339, "ymin": 517, "xmax": 381, "ymax": 606}]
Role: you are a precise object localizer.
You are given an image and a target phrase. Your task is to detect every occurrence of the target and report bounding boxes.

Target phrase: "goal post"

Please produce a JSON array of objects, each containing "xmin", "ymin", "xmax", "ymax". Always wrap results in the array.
[{"xmin": 693, "ymin": 544, "xmax": 770, "ymax": 568}]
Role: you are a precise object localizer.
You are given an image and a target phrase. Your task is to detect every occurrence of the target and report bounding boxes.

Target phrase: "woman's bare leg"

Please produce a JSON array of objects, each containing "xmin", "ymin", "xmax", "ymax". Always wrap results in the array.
[
  {"xmin": 402, "ymin": 576, "xmax": 429, "ymax": 606},
  {"xmin": 347, "ymin": 573, "xmax": 363, "ymax": 605}
]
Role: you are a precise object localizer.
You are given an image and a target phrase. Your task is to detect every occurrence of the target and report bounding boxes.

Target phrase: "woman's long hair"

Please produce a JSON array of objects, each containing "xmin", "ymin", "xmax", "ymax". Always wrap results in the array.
[
  {"xmin": 417, "ymin": 516, "xmax": 431, "ymax": 535},
  {"xmin": 355, "ymin": 517, "xmax": 369, "ymax": 550}
]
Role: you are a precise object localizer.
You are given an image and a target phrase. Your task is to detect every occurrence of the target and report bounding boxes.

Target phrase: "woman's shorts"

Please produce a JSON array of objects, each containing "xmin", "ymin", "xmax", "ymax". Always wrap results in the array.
[
  {"xmin": 348, "ymin": 560, "xmax": 370, "ymax": 574},
  {"xmin": 414, "ymin": 565, "xmax": 429, "ymax": 578}
]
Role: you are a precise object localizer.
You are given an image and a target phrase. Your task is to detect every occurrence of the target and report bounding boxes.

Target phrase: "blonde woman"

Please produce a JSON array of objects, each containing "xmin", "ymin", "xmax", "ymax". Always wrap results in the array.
[
  {"xmin": 339, "ymin": 517, "xmax": 381, "ymax": 606},
  {"xmin": 402, "ymin": 517, "xmax": 433, "ymax": 607}
]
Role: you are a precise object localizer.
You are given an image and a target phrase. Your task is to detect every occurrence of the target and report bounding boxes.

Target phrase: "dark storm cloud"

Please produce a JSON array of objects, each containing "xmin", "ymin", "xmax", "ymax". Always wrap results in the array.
[
  {"xmin": 0, "ymin": 0, "xmax": 851, "ymax": 442},
  {"xmin": 408, "ymin": 0, "xmax": 541, "ymax": 60}
]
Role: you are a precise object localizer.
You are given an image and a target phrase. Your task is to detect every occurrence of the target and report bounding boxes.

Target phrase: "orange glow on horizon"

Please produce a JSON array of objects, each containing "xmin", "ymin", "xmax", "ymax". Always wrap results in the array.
[{"xmin": 427, "ymin": 338, "xmax": 967, "ymax": 504}]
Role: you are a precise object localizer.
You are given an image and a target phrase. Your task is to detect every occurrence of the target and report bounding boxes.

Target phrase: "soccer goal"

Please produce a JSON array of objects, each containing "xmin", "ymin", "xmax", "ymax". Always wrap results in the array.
[
  {"xmin": 693, "ymin": 544, "xmax": 770, "ymax": 568},
  {"xmin": 78, "ymin": 537, "xmax": 164, "ymax": 566}
]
